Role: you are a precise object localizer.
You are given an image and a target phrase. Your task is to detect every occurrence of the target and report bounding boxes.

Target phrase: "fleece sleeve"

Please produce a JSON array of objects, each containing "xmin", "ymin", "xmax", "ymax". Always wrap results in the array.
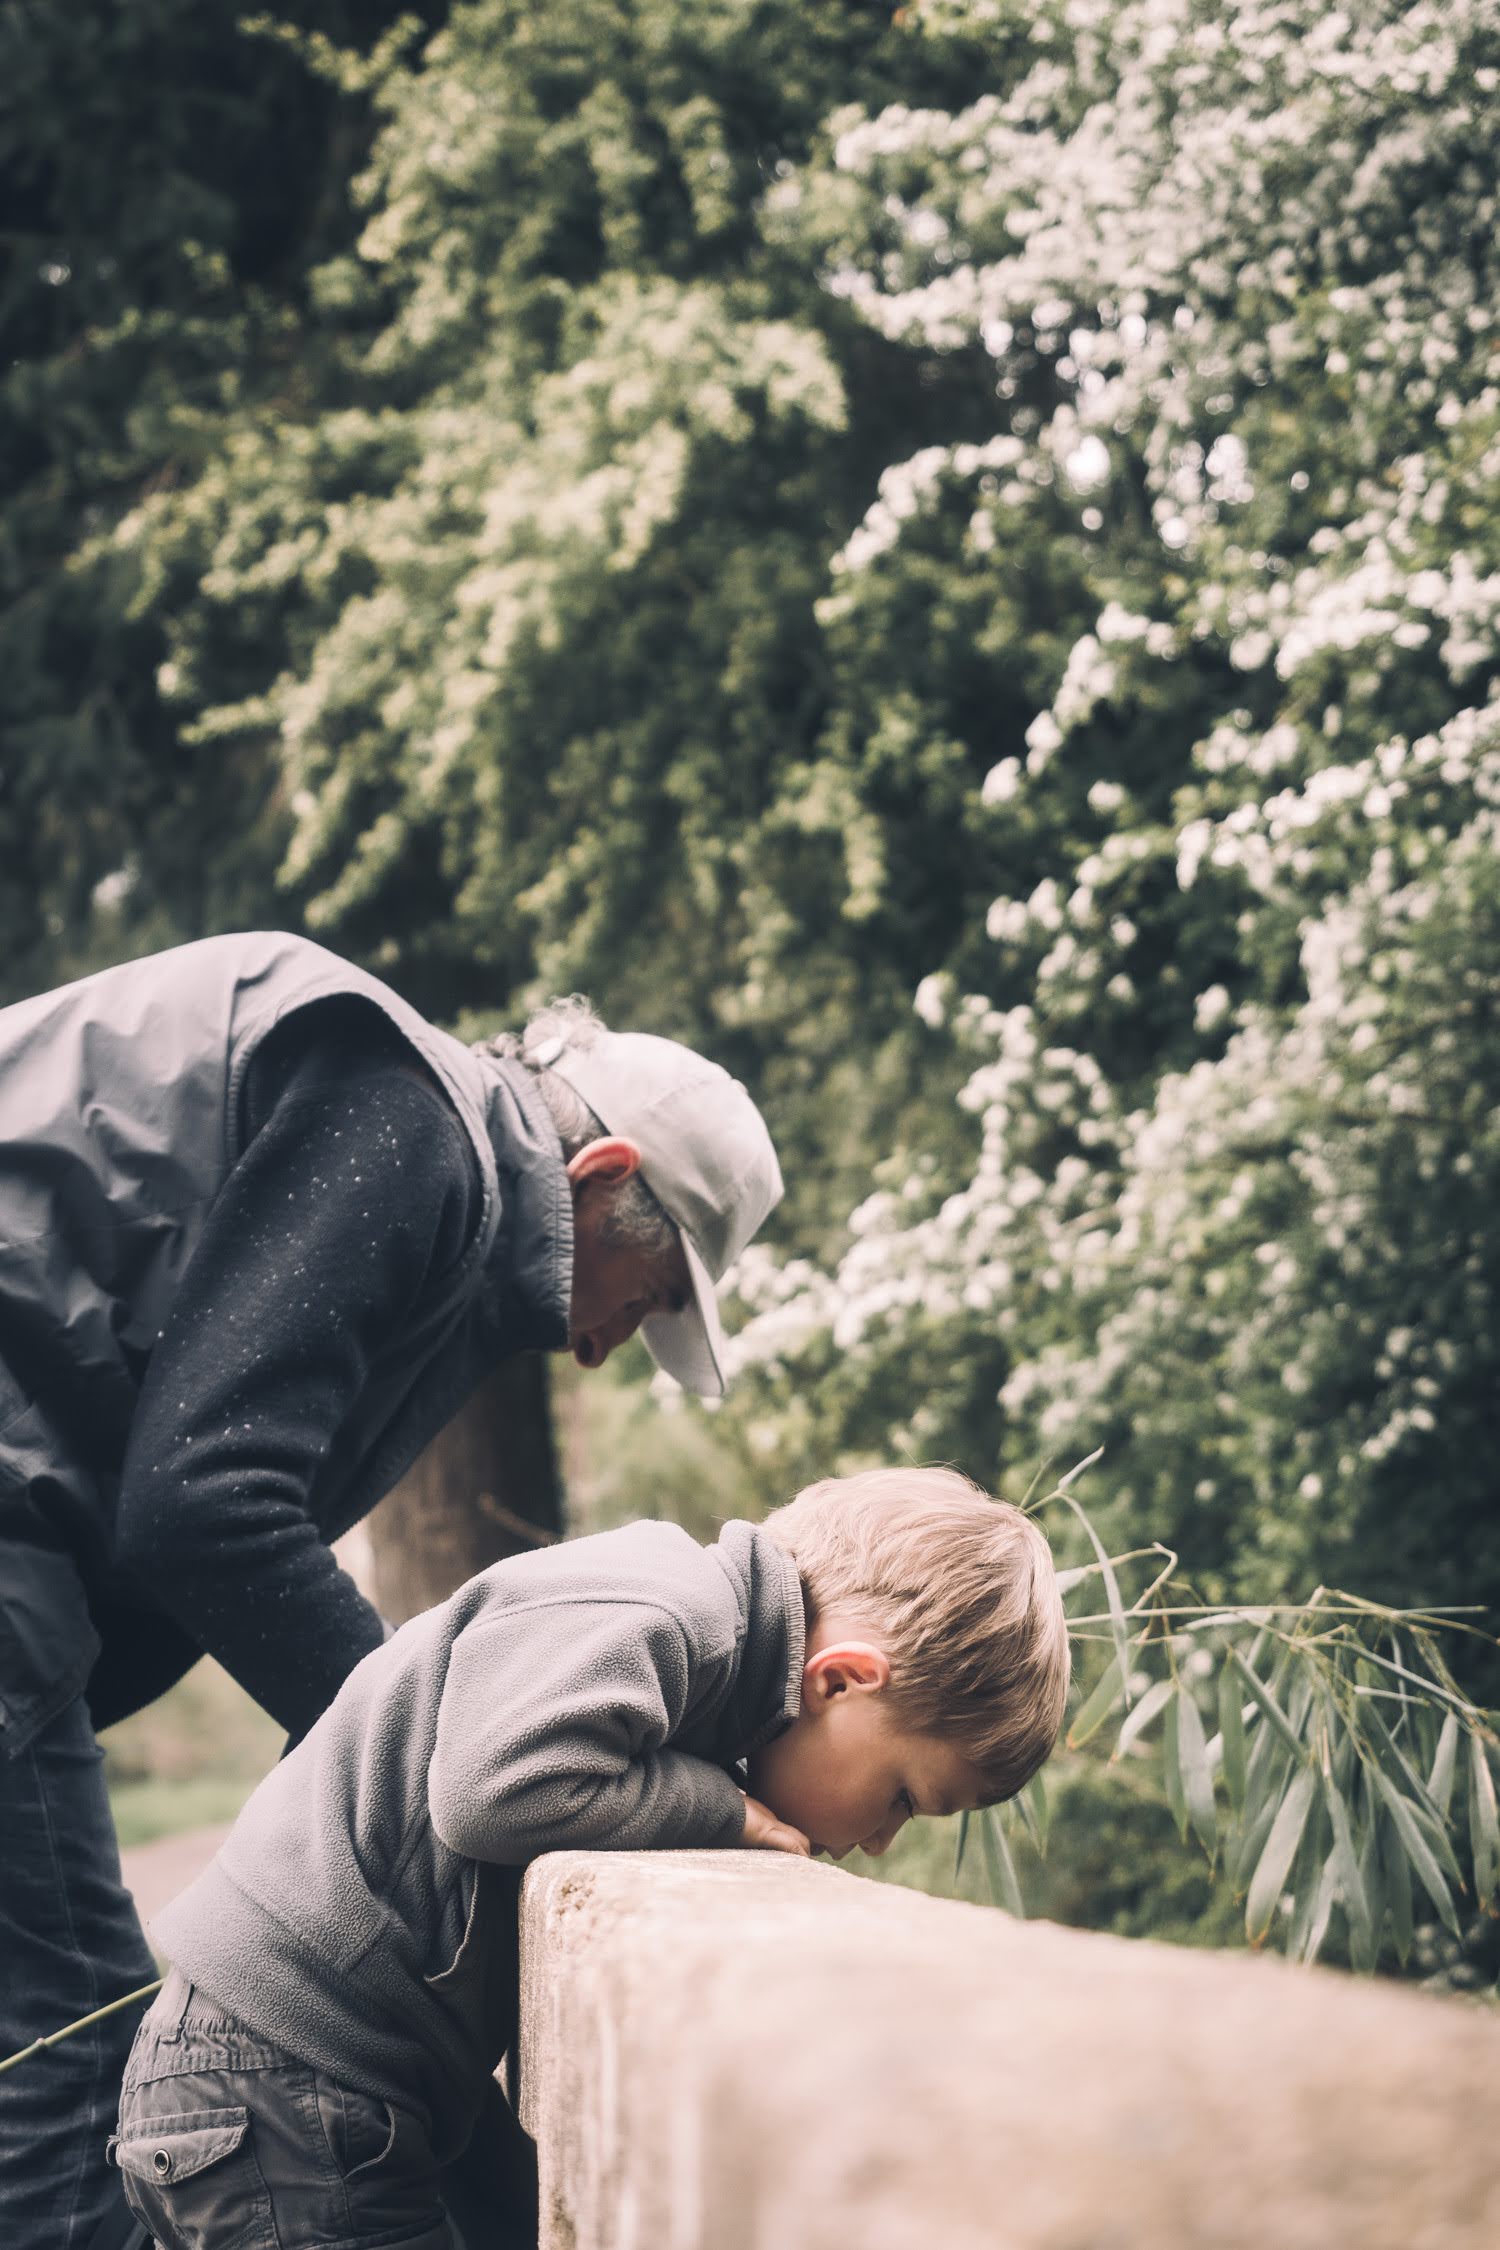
[{"xmin": 426, "ymin": 1597, "xmax": 748, "ymax": 1861}]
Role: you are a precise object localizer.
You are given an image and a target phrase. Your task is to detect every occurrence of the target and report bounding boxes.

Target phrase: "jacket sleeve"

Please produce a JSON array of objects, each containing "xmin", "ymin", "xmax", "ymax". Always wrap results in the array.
[
  {"xmin": 427, "ymin": 1596, "xmax": 748, "ymax": 1860},
  {"xmin": 112, "ymin": 1043, "xmax": 482, "ymax": 1744}
]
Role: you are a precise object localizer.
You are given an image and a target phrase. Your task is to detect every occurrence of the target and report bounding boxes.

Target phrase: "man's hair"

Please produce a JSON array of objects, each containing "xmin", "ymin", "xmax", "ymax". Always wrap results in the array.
[
  {"xmin": 477, "ymin": 997, "xmax": 678, "ymax": 1261},
  {"xmin": 762, "ymin": 1466, "xmax": 1071, "ymax": 1804}
]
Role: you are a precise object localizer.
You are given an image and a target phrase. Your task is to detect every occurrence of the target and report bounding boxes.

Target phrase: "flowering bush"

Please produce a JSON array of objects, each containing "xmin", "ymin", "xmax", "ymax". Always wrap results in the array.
[{"xmin": 731, "ymin": 0, "xmax": 1500, "ymax": 1632}]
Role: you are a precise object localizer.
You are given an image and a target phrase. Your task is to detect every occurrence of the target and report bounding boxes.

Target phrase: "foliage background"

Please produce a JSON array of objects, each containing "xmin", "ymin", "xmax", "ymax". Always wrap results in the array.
[{"xmin": 8, "ymin": 0, "xmax": 1498, "ymax": 1965}]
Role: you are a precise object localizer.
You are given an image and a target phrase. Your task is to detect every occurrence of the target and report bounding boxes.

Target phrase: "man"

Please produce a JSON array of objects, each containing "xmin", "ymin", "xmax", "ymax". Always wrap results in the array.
[{"xmin": 0, "ymin": 930, "xmax": 782, "ymax": 2250}]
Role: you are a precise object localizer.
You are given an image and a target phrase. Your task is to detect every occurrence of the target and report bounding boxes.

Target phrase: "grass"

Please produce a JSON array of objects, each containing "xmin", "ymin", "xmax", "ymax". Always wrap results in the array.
[
  {"xmin": 110, "ymin": 1773, "xmax": 266, "ymax": 1849},
  {"xmin": 101, "ymin": 1657, "xmax": 282, "ymax": 1849}
]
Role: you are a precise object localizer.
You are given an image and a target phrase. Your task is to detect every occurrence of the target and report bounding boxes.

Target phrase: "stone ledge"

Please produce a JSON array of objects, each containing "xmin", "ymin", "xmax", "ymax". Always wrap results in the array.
[{"xmin": 518, "ymin": 1848, "xmax": 1500, "ymax": 2250}]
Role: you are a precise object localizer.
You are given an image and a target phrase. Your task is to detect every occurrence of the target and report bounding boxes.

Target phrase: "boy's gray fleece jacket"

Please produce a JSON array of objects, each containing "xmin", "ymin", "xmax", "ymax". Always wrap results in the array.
[{"xmin": 155, "ymin": 1517, "xmax": 805, "ymax": 2155}]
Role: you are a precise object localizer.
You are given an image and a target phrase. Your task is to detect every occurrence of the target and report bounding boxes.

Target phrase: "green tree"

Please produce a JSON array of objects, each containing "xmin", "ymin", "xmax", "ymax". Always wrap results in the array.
[
  {"xmin": 0, "ymin": 1, "xmax": 427, "ymax": 1001},
  {"xmin": 105, "ymin": 0, "xmax": 1018, "ymax": 1242}
]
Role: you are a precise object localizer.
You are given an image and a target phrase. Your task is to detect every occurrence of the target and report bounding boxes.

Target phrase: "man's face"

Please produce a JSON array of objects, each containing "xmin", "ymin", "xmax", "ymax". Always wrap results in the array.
[
  {"xmin": 567, "ymin": 1154, "xmax": 691, "ymax": 1373},
  {"xmin": 745, "ymin": 1636, "xmax": 986, "ymax": 1860}
]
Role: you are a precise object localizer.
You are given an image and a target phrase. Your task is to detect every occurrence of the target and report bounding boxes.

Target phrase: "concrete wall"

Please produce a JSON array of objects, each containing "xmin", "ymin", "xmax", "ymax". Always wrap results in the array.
[{"xmin": 517, "ymin": 1848, "xmax": 1500, "ymax": 2250}]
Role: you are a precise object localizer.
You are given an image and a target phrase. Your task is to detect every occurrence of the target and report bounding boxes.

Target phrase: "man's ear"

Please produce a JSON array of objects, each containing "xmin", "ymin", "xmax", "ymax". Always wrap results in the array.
[
  {"xmin": 566, "ymin": 1136, "xmax": 643, "ymax": 1187},
  {"xmin": 802, "ymin": 1640, "xmax": 892, "ymax": 1704}
]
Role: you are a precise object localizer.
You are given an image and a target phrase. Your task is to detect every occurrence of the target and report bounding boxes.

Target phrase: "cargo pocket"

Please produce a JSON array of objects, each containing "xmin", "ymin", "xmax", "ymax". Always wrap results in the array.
[
  {"xmin": 111, "ymin": 2107, "xmax": 276, "ymax": 2250},
  {"xmin": 314, "ymin": 2073, "xmax": 397, "ymax": 2184}
]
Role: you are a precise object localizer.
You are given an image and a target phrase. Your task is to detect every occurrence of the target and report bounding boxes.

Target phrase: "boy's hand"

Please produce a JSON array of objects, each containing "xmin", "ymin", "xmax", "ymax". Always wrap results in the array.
[{"xmin": 740, "ymin": 1793, "xmax": 811, "ymax": 1856}]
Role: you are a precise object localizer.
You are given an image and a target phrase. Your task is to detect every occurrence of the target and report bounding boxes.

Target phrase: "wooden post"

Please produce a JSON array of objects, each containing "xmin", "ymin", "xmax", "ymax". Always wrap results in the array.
[{"xmin": 365, "ymin": 1354, "xmax": 563, "ymax": 1623}]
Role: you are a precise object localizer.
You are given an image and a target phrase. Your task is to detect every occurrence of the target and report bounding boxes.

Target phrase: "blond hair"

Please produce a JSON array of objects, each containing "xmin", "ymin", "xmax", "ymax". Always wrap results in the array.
[{"xmin": 762, "ymin": 1466, "xmax": 1070, "ymax": 1804}]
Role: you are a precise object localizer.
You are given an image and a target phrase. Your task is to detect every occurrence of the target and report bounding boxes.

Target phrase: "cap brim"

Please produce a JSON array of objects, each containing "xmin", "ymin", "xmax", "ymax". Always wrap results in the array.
[{"xmin": 640, "ymin": 1231, "xmax": 726, "ymax": 1398}]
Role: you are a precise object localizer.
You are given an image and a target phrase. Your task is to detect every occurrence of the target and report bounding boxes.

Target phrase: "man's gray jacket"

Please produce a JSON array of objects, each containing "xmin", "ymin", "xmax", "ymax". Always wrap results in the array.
[
  {"xmin": 0, "ymin": 932, "xmax": 571, "ymax": 1751},
  {"xmin": 150, "ymin": 1517, "xmax": 806, "ymax": 2157}
]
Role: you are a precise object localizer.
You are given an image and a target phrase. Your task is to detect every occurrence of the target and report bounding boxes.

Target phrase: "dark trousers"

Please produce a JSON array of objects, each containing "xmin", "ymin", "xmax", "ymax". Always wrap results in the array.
[
  {"xmin": 116, "ymin": 1973, "xmax": 536, "ymax": 2250},
  {"xmin": 0, "ymin": 1695, "xmax": 157, "ymax": 2250},
  {"xmin": 0, "ymin": 1700, "xmax": 536, "ymax": 2250}
]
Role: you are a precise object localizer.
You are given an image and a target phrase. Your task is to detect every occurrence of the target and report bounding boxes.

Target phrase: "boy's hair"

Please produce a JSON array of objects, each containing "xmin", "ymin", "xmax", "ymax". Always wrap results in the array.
[{"xmin": 762, "ymin": 1466, "xmax": 1070, "ymax": 1804}]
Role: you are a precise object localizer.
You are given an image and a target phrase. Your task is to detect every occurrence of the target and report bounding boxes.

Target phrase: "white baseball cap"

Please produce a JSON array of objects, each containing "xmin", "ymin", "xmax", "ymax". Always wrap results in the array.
[{"xmin": 538, "ymin": 1029, "xmax": 783, "ymax": 1396}]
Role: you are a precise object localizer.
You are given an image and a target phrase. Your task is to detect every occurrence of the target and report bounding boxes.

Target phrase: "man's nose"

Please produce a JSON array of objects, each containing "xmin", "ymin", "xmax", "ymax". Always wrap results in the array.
[{"xmin": 573, "ymin": 1304, "xmax": 646, "ymax": 1371}]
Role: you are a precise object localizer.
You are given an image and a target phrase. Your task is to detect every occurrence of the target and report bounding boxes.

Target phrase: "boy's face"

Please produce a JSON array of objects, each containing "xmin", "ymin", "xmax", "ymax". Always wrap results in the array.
[{"xmin": 745, "ymin": 1630, "xmax": 987, "ymax": 1861}]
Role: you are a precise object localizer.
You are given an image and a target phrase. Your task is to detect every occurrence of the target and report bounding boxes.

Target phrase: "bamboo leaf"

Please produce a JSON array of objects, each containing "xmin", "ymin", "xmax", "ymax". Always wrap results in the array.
[
  {"xmin": 1467, "ymin": 1734, "xmax": 1499, "ymax": 1912},
  {"xmin": 1246, "ymin": 1764, "xmax": 1317, "ymax": 1946},
  {"xmin": 1285, "ymin": 1793, "xmax": 1331, "ymax": 1961},
  {"xmin": 1218, "ymin": 1657, "xmax": 1248, "ymax": 1812},
  {"xmin": 1355, "ymin": 1823, "xmax": 1385, "ymax": 1973},
  {"xmin": 1229, "ymin": 1645, "xmax": 1305, "ymax": 1761},
  {"xmin": 1228, "ymin": 1773, "xmax": 1282, "ymax": 1898},
  {"xmin": 1323, "ymin": 1772, "xmax": 1374, "ymax": 1970},
  {"xmin": 1063, "ymin": 1496, "xmax": 1132, "ymax": 1699},
  {"xmin": 1401, "ymin": 1790, "xmax": 1464, "ymax": 1888},
  {"xmin": 1026, "ymin": 1764, "xmax": 1051, "ymax": 1856},
  {"xmin": 1361, "ymin": 1699, "xmax": 1446, "ymax": 1828},
  {"xmin": 1056, "ymin": 1448, "xmax": 1105, "ymax": 1492},
  {"xmin": 1176, "ymin": 1684, "xmax": 1218, "ymax": 1859},
  {"xmin": 1427, "ymin": 1710, "xmax": 1461, "ymax": 1819},
  {"xmin": 1381, "ymin": 1812, "xmax": 1413, "ymax": 1966},
  {"xmin": 1163, "ymin": 1688, "xmax": 1188, "ymax": 1841},
  {"xmin": 1296, "ymin": 1850, "xmax": 1339, "ymax": 1966},
  {"xmin": 1113, "ymin": 1676, "xmax": 1175, "ymax": 1761},
  {"xmin": 1011, "ymin": 1776, "xmax": 1045, "ymax": 1856},
  {"xmin": 1067, "ymin": 1652, "xmax": 1124, "ymax": 1750},
  {"xmin": 980, "ymin": 1808, "xmax": 1026, "ymax": 1919},
  {"xmin": 1369, "ymin": 1765, "xmax": 1461, "ymax": 1936}
]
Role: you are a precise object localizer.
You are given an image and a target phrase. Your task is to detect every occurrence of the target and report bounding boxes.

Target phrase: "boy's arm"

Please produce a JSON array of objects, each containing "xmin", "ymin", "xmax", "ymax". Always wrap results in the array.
[{"xmin": 428, "ymin": 1597, "xmax": 752, "ymax": 1861}]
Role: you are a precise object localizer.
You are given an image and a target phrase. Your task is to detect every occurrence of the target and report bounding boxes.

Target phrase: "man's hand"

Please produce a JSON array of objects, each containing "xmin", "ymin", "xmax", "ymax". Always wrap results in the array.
[{"xmin": 740, "ymin": 1793, "xmax": 811, "ymax": 1856}]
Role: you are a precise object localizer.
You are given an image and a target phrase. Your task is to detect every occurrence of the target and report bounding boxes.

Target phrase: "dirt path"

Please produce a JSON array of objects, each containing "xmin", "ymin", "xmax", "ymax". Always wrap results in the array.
[{"xmin": 121, "ymin": 1823, "xmax": 231, "ymax": 1932}]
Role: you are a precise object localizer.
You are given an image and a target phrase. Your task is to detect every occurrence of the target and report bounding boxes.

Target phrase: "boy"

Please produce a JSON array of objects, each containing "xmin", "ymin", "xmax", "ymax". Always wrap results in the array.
[{"xmin": 111, "ymin": 1467, "xmax": 1069, "ymax": 2248}]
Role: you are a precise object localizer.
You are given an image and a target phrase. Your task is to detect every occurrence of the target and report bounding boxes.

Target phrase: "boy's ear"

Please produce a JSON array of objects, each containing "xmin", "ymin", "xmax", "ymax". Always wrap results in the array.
[{"xmin": 802, "ymin": 1641, "xmax": 892, "ymax": 1702}]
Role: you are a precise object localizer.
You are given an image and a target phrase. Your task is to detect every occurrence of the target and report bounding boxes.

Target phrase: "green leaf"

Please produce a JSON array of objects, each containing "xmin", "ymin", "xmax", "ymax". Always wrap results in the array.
[
  {"xmin": 1063, "ymin": 1496, "xmax": 1132, "ymax": 1700},
  {"xmin": 1427, "ymin": 1710, "xmax": 1461, "ymax": 1819},
  {"xmin": 1229, "ymin": 1645, "xmax": 1305, "ymax": 1762},
  {"xmin": 1369, "ymin": 1764, "xmax": 1461, "ymax": 1937},
  {"xmin": 1467, "ymin": 1733, "xmax": 1499, "ymax": 1912},
  {"xmin": 1295, "ymin": 1850, "xmax": 1339, "ymax": 1966},
  {"xmin": 1354, "ymin": 1819, "xmax": 1385, "ymax": 1976},
  {"xmin": 953, "ymin": 1807, "xmax": 970, "ymax": 1880},
  {"xmin": 1010, "ymin": 1774, "xmax": 1047, "ymax": 1856},
  {"xmin": 1067, "ymin": 1651, "xmax": 1124, "ymax": 1750},
  {"xmin": 1113, "ymin": 1675, "xmax": 1175, "ymax": 1761},
  {"xmin": 1218, "ymin": 1656, "xmax": 1248, "ymax": 1813},
  {"xmin": 1284, "ymin": 1794, "xmax": 1331, "ymax": 1961},
  {"xmin": 1381, "ymin": 1811, "xmax": 1413, "ymax": 1966},
  {"xmin": 1323, "ymin": 1770, "xmax": 1374, "ymax": 1970},
  {"xmin": 1025, "ymin": 1764, "xmax": 1051, "ymax": 1856},
  {"xmin": 1361, "ymin": 1699, "xmax": 1447, "ymax": 1829},
  {"xmin": 1245, "ymin": 1763, "xmax": 1317, "ymax": 1946},
  {"xmin": 1404, "ymin": 1791, "xmax": 1465, "ymax": 1889},
  {"xmin": 1175, "ymin": 1683, "xmax": 1218, "ymax": 1859},
  {"xmin": 980, "ymin": 1808, "xmax": 1026, "ymax": 1919},
  {"xmin": 1162, "ymin": 1687, "xmax": 1188, "ymax": 1841},
  {"xmin": 1232, "ymin": 1773, "xmax": 1277, "ymax": 1899}
]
